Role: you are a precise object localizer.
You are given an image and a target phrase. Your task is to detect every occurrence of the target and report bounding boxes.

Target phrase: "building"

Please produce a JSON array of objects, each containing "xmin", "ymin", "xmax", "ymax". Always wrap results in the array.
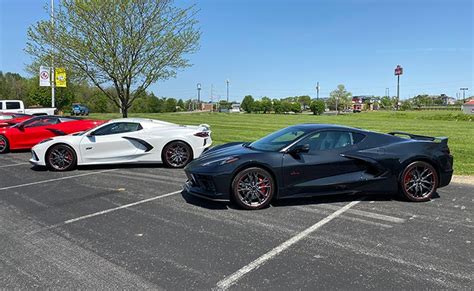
[
  {"xmin": 461, "ymin": 100, "xmax": 474, "ymax": 115},
  {"xmin": 200, "ymin": 103, "xmax": 214, "ymax": 111},
  {"xmin": 352, "ymin": 95, "xmax": 375, "ymax": 112},
  {"xmin": 230, "ymin": 103, "xmax": 241, "ymax": 113}
]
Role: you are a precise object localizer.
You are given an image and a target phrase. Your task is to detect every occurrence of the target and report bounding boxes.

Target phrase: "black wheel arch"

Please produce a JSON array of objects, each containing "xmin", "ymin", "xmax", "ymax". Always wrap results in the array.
[{"xmin": 398, "ymin": 156, "xmax": 441, "ymax": 185}]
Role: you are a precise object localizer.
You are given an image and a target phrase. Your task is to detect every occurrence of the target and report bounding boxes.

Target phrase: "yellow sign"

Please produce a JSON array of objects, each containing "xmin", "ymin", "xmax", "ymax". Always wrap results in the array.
[{"xmin": 55, "ymin": 68, "xmax": 67, "ymax": 87}]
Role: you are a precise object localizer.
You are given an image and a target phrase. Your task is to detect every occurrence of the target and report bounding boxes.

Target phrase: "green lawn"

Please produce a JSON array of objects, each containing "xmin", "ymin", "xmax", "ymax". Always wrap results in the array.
[{"xmin": 90, "ymin": 111, "xmax": 474, "ymax": 175}]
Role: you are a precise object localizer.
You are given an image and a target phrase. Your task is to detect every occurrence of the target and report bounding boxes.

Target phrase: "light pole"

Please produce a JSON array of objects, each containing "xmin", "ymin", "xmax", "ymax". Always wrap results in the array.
[
  {"xmin": 196, "ymin": 83, "xmax": 201, "ymax": 110},
  {"xmin": 460, "ymin": 88, "xmax": 468, "ymax": 103},
  {"xmin": 316, "ymin": 82, "xmax": 320, "ymax": 99},
  {"xmin": 335, "ymin": 97, "xmax": 339, "ymax": 115},
  {"xmin": 394, "ymin": 65, "xmax": 403, "ymax": 110},
  {"xmin": 226, "ymin": 79, "xmax": 230, "ymax": 103}
]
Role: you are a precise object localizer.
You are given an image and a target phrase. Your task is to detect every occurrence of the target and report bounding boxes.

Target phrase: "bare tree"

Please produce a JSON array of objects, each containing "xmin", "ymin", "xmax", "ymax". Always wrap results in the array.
[{"xmin": 26, "ymin": 0, "xmax": 200, "ymax": 117}]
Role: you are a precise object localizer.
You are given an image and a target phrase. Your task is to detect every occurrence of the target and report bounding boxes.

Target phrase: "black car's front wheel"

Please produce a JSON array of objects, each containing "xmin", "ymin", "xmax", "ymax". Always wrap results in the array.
[
  {"xmin": 231, "ymin": 167, "xmax": 275, "ymax": 210},
  {"xmin": 0, "ymin": 135, "xmax": 9, "ymax": 154},
  {"xmin": 46, "ymin": 144, "xmax": 77, "ymax": 171},
  {"xmin": 400, "ymin": 161, "xmax": 438, "ymax": 202}
]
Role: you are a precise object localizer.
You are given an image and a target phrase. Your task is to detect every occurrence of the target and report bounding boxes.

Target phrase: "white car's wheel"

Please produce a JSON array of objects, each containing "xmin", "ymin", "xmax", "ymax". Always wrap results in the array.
[
  {"xmin": 162, "ymin": 141, "xmax": 193, "ymax": 168},
  {"xmin": 46, "ymin": 144, "xmax": 77, "ymax": 171}
]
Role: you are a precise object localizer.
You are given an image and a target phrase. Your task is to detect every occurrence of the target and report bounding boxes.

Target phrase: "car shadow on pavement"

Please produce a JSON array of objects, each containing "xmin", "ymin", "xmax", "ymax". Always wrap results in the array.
[
  {"xmin": 30, "ymin": 163, "xmax": 168, "ymax": 171},
  {"xmin": 181, "ymin": 191, "xmax": 441, "ymax": 211}
]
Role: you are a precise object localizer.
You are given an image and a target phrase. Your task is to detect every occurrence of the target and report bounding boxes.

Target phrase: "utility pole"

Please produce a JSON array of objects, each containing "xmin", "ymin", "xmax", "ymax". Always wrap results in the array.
[
  {"xmin": 50, "ymin": 0, "xmax": 55, "ymax": 108},
  {"xmin": 316, "ymin": 82, "xmax": 320, "ymax": 99},
  {"xmin": 196, "ymin": 83, "xmax": 201, "ymax": 110},
  {"xmin": 335, "ymin": 97, "xmax": 338, "ymax": 115},
  {"xmin": 460, "ymin": 88, "xmax": 468, "ymax": 103},
  {"xmin": 226, "ymin": 79, "xmax": 230, "ymax": 103}
]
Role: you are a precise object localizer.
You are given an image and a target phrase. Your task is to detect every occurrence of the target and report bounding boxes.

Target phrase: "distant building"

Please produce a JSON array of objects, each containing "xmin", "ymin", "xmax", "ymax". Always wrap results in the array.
[
  {"xmin": 461, "ymin": 100, "xmax": 474, "ymax": 115},
  {"xmin": 201, "ymin": 103, "xmax": 214, "ymax": 111},
  {"xmin": 352, "ymin": 95, "xmax": 375, "ymax": 112}
]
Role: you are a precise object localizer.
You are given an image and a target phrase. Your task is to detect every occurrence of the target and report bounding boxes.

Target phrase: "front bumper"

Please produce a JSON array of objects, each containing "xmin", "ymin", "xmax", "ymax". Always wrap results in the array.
[
  {"xmin": 29, "ymin": 149, "xmax": 46, "ymax": 166},
  {"xmin": 183, "ymin": 171, "xmax": 231, "ymax": 201}
]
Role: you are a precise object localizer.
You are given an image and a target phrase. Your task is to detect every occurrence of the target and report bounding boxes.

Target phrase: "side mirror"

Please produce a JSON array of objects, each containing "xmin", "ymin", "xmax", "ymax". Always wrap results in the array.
[
  {"xmin": 18, "ymin": 124, "xmax": 25, "ymax": 131},
  {"xmin": 288, "ymin": 144, "xmax": 310, "ymax": 155},
  {"xmin": 86, "ymin": 131, "xmax": 95, "ymax": 137}
]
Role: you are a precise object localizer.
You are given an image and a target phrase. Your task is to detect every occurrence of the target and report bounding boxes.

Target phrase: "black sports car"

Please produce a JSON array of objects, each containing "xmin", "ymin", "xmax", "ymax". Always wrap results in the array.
[{"xmin": 184, "ymin": 124, "xmax": 453, "ymax": 210}]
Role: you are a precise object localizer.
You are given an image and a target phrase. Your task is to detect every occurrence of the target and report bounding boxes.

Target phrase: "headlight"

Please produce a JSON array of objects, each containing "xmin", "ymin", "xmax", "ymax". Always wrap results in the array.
[
  {"xmin": 201, "ymin": 156, "xmax": 239, "ymax": 167},
  {"xmin": 38, "ymin": 138, "xmax": 53, "ymax": 144}
]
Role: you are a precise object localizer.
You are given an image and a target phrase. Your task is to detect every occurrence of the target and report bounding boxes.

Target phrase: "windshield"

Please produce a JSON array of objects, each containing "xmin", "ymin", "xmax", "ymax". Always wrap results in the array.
[{"xmin": 248, "ymin": 126, "xmax": 309, "ymax": 151}]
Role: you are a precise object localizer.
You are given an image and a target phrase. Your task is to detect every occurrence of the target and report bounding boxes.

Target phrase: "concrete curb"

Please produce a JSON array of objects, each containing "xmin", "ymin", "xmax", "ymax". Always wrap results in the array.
[{"xmin": 451, "ymin": 175, "xmax": 474, "ymax": 185}]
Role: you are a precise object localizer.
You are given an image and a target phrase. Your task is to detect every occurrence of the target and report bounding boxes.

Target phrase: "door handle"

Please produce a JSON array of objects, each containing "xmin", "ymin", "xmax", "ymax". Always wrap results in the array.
[{"xmin": 86, "ymin": 147, "xmax": 93, "ymax": 150}]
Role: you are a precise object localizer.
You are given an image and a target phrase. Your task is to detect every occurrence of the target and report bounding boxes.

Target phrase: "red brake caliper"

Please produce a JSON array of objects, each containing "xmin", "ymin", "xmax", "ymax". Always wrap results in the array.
[{"xmin": 258, "ymin": 177, "xmax": 267, "ymax": 196}]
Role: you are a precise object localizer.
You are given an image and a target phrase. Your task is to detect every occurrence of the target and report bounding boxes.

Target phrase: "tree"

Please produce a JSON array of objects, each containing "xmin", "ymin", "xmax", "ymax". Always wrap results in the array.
[
  {"xmin": 297, "ymin": 95, "xmax": 311, "ymax": 110},
  {"xmin": 272, "ymin": 99, "xmax": 283, "ymax": 114},
  {"xmin": 177, "ymin": 99, "xmax": 185, "ymax": 111},
  {"xmin": 165, "ymin": 98, "xmax": 178, "ymax": 112},
  {"xmin": 310, "ymin": 99, "xmax": 325, "ymax": 115},
  {"xmin": 261, "ymin": 97, "xmax": 273, "ymax": 113},
  {"xmin": 290, "ymin": 102, "xmax": 301, "ymax": 113},
  {"xmin": 241, "ymin": 95, "xmax": 254, "ymax": 113},
  {"xmin": 328, "ymin": 84, "xmax": 352, "ymax": 111},
  {"xmin": 26, "ymin": 0, "xmax": 200, "ymax": 117},
  {"xmin": 253, "ymin": 100, "xmax": 263, "ymax": 113}
]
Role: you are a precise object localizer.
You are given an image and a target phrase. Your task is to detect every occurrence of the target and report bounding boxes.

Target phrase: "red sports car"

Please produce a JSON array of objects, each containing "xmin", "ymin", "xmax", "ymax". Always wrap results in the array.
[
  {"xmin": 0, "ymin": 113, "xmax": 33, "ymax": 128},
  {"xmin": 0, "ymin": 115, "xmax": 106, "ymax": 153}
]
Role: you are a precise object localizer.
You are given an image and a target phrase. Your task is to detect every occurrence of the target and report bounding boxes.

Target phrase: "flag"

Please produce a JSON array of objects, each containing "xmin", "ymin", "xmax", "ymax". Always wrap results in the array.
[
  {"xmin": 39, "ymin": 66, "xmax": 51, "ymax": 87},
  {"xmin": 55, "ymin": 68, "xmax": 67, "ymax": 87}
]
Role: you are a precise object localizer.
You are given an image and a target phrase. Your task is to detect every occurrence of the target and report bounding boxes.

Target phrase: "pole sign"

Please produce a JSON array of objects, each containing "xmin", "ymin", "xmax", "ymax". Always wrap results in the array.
[
  {"xmin": 394, "ymin": 65, "xmax": 403, "ymax": 76},
  {"xmin": 55, "ymin": 68, "xmax": 67, "ymax": 87},
  {"xmin": 39, "ymin": 66, "xmax": 51, "ymax": 87}
]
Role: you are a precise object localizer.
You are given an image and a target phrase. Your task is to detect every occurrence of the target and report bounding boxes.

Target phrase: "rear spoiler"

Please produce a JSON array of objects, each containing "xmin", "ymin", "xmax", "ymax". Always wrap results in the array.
[
  {"xmin": 199, "ymin": 124, "xmax": 211, "ymax": 131},
  {"xmin": 388, "ymin": 131, "xmax": 448, "ymax": 144}
]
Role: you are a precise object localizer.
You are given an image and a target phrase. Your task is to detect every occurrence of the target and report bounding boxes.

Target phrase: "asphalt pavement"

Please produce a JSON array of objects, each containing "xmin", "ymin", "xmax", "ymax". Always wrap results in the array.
[{"xmin": 0, "ymin": 152, "xmax": 472, "ymax": 290}]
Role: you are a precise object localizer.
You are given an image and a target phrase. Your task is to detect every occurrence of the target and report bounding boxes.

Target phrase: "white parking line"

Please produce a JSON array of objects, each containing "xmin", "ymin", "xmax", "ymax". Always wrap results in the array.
[
  {"xmin": 215, "ymin": 199, "xmax": 364, "ymax": 290},
  {"xmin": 317, "ymin": 204, "xmax": 406, "ymax": 223},
  {"xmin": 0, "ymin": 169, "xmax": 117, "ymax": 191},
  {"xmin": 0, "ymin": 162, "xmax": 30, "ymax": 168},
  {"xmin": 29, "ymin": 190, "xmax": 182, "ymax": 234}
]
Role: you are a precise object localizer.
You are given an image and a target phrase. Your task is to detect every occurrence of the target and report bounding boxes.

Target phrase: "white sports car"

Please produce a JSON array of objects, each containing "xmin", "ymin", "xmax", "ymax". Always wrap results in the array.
[{"xmin": 30, "ymin": 118, "xmax": 212, "ymax": 171}]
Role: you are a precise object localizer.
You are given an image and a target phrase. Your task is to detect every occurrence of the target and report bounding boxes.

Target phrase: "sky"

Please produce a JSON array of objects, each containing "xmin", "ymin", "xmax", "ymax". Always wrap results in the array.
[{"xmin": 0, "ymin": 0, "xmax": 472, "ymax": 102}]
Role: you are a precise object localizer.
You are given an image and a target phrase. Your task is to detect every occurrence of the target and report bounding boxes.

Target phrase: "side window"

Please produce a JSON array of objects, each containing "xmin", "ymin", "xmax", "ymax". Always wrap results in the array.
[
  {"xmin": 300, "ymin": 131, "xmax": 365, "ymax": 153},
  {"xmin": 0, "ymin": 102, "xmax": 3, "ymax": 109},
  {"xmin": 24, "ymin": 117, "xmax": 58, "ymax": 128},
  {"xmin": 92, "ymin": 122, "xmax": 142, "ymax": 136},
  {"xmin": 6, "ymin": 102, "xmax": 21, "ymax": 110}
]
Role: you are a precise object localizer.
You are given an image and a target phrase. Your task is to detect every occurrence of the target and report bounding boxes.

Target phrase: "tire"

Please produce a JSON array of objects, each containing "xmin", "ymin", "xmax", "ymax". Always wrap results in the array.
[
  {"xmin": 46, "ymin": 144, "xmax": 77, "ymax": 171},
  {"xmin": 0, "ymin": 135, "xmax": 9, "ymax": 154},
  {"xmin": 231, "ymin": 167, "xmax": 275, "ymax": 210},
  {"xmin": 400, "ymin": 161, "xmax": 438, "ymax": 202},
  {"xmin": 162, "ymin": 141, "xmax": 193, "ymax": 168}
]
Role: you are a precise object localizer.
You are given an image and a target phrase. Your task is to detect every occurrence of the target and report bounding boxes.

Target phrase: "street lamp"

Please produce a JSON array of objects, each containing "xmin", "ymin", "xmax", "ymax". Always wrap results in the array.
[
  {"xmin": 197, "ymin": 83, "xmax": 201, "ymax": 110},
  {"xmin": 316, "ymin": 82, "xmax": 320, "ymax": 99},
  {"xmin": 460, "ymin": 88, "xmax": 469, "ymax": 103},
  {"xmin": 226, "ymin": 79, "xmax": 230, "ymax": 103}
]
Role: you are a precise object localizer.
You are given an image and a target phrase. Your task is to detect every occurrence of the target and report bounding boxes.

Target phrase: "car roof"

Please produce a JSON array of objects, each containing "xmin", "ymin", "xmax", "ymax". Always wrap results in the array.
[{"xmin": 290, "ymin": 123, "xmax": 363, "ymax": 131}]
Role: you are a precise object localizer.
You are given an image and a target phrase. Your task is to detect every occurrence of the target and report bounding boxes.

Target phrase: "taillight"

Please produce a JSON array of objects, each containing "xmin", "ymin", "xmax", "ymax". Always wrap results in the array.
[{"xmin": 194, "ymin": 131, "xmax": 209, "ymax": 138}]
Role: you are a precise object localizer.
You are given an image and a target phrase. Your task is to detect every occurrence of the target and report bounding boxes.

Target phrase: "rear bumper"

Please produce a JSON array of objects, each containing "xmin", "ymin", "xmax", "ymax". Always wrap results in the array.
[{"xmin": 439, "ymin": 169, "xmax": 453, "ymax": 188}]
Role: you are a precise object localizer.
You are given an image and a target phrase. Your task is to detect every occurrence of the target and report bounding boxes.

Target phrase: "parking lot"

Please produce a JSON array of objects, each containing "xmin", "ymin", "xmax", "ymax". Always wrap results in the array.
[{"xmin": 1, "ymin": 151, "xmax": 472, "ymax": 290}]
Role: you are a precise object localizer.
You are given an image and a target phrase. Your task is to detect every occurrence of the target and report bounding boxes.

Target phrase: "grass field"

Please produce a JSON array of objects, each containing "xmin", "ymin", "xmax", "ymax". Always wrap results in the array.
[{"xmin": 90, "ymin": 111, "xmax": 474, "ymax": 175}]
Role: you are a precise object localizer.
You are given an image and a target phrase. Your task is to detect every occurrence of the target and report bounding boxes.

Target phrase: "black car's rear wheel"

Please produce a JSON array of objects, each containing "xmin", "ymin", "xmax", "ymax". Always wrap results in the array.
[
  {"xmin": 400, "ymin": 161, "xmax": 438, "ymax": 202},
  {"xmin": 0, "ymin": 135, "xmax": 9, "ymax": 154},
  {"xmin": 46, "ymin": 144, "xmax": 77, "ymax": 171},
  {"xmin": 232, "ymin": 167, "xmax": 275, "ymax": 210},
  {"xmin": 162, "ymin": 141, "xmax": 193, "ymax": 168}
]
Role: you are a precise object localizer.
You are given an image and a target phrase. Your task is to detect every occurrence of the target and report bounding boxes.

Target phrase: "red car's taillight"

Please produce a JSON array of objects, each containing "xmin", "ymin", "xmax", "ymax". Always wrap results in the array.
[{"xmin": 194, "ymin": 131, "xmax": 209, "ymax": 138}]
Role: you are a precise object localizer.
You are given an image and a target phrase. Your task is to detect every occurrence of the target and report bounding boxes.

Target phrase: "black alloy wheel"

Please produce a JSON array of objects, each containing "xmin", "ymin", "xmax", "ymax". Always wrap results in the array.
[
  {"xmin": 46, "ymin": 144, "xmax": 77, "ymax": 171},
  {"xmin": 163, "ymin": 141, "xmax": 193, "ymax": 168},
  {"xmin": 0, "ymin": 135, "xmax": 9, "ymax": 154},
  {"xmin": 400, "ymin": 161, "xmax": 438, "ymax": 202},
  {"xmin": 232, "ymin": 167, "xmax": 275, "ymax": 210}
]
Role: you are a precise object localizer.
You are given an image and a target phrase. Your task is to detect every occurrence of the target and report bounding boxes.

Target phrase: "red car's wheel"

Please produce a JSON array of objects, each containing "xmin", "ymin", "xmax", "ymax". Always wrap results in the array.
[
  {"xmin": 0, "ymin": 135, "xmax": 9, "ymax": 154},
  {"xmin": 46, "ymin": 144, "xmax": 77, "ymax": 171},
  {"xmin": 231, "ymin": 167, "xmax": 275, "ymax": 210},
  {"xmin": 400, "ymin": 161, "xmax": 438, "ymax": 202}
]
